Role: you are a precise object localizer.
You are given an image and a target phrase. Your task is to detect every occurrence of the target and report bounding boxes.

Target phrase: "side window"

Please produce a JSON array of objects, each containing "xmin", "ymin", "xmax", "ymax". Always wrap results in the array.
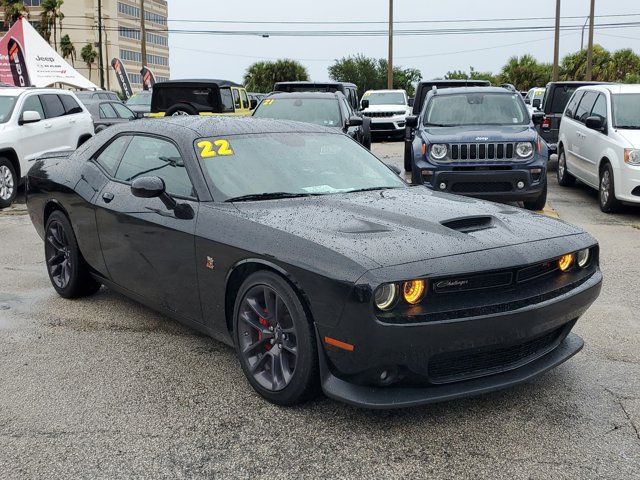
[
  {"xmin": 232, "ymin": 88, "xmax": 241, "ymax": 110},
  {"xmin": 112, "ymin": 102, "xmax": 135, "ymax": 119},
  {"xmin": 341, "ymin": 98, "xmax": 352, "ymax": 118},
  {"xmin": 575, "ymin": 91, "xmax": 598, "ymax": 123},
  {"xmin": 590, "ymin": 94, "xmax": 607, "ymax": 124},
  {"xmin": 59, "ymin": 95, "xmax": 83, "ymax": 115},
  {"xmin": 99, "ymin": 103, "xmax": 118, "ymax": 119},
  {"xmin": 564, "ymin": 91, "xmax": 584, "ymax": 119},
  {"xmin": 40, "ymin": 94, "xmax": 66, "ymax": 118},
  {"xmin": 21, "ymin": 95, "xmax": 45, "ymax": 118},
  {"xmin": 240, "ymin": 89, "xmax": 249, "ymax": 109},
  {"xmin": 94, "ymin": 136, "xmax": 130, "ymax": 176},
  {"xmin": 219, "ymin": 88, "xmax": 234, "ymax": 113},
  {"xmin": 115, "ymin": 136, "xmax": 194, "ymax": 198}
]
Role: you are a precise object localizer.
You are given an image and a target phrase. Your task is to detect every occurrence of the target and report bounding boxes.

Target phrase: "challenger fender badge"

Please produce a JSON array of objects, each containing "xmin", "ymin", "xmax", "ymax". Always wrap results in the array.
[{"xmin": 205, "ymin": 256, "xmax": 215, "ymax": 269}]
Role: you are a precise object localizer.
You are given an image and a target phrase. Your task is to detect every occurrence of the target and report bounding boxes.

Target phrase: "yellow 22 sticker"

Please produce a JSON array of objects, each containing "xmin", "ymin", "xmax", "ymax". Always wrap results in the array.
[{"xmin": 197, "ymin": 139, "xmax": 234, "ymax": 158}]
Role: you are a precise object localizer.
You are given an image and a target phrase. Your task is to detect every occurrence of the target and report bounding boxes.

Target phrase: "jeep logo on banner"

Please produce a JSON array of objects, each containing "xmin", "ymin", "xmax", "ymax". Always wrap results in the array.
[
  {"xmin": 140, "ymin": 66, "xmax": 156, "ymax": 90},
  {"xmin": 111, "ymin": 58, "xmax": 133, "ymax": 99},
  {"xmin": 8, "ymin": 38, "xmax": 30, "ymax": 87}
]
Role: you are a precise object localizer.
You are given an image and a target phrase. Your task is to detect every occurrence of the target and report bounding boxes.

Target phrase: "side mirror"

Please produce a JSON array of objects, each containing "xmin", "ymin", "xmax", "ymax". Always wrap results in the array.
[
  {"xmin": 532, "ymin": 98, "xmax": 541, "ymax": 109},
  {"xmin": 585, "ymin": 116, "xmax": 604, "ymax": 131},
  {"xmin": 408, "ymin": 98, "xmax": 414, "ymax": 107},
  {"xmin": 385, "ymin": 163, "xmax": 401, "ymax": 175},
  {"xmin": 532, "ymin": 112, "xmax": 545, "ymax": 125},
  {"xmin": 361, "ymin": 99, "xmax": 370, "ymax": 109},
  {"xmin": 135, "ymin": 111, "xmax": 144, "ymax": 119},
  {"xmin": 131, "ymin": 176, "xmax": 194, "ymax": 219},
  {"xmin": 347, "ymin": 115, "xmax": 363, "ymax": 127},
  {"xmin": 19, "ymin": 110, "xmax": 42, "ymax": 125},
  {"xmin": 524, "ymin": 98, "xmax": 531, "ymax": 105},
  {"xmin": 250, "ymin": 99, "xmax": 258, "ymax": 109},
  {"xmin": 406, "ymin": 115, "xmax": 418, "ymax": 128}
]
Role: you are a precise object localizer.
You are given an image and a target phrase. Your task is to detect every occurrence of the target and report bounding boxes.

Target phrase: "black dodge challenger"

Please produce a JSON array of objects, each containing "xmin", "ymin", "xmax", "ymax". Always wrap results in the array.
[{"xmin": 25, "ymin": 117, "xmax": 602, "ymax": 408}]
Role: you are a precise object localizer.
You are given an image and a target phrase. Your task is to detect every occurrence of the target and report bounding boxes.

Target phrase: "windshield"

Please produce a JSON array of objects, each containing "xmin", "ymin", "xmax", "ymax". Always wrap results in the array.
[
  {"xmin": 612, "ymin": 93, "xmax": 640, "ymax": 128},
  {"xmin": 126, "ymin": 92, "xmax": 151, "ymax": 106},
  {"xmin": 0, "ymin": 96, "xmax": 17, "ymax": 124},
  {"xmin": 196, "ymin": 133, "xmax": 405, "ymax": 201},
  {"xmin": 364, "ymin": 91, "xmax": 406, "ymax": 106},
  {"xmin": 252, "ymin": 98, "xmax": 341, "ymax": 127},
  {"xmin": 424, "ymin": 93, "xmax": 528, "ymax": 126}
]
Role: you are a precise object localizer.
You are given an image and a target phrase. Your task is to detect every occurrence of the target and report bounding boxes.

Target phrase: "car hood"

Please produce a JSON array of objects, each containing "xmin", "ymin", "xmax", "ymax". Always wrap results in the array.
[
  {"xmin": 421, "ymin": 124, "xmax": 536, "ymax": 143},
  {"xmin": 233, "ymin": 187, "xmax": 583, "ymax": 269},
  {"xmin": 616, "ymin": 128, "xmax": 640, "ymax": 149},
  {"xmin": 363, "ymin": 105, "xmax": 409, "ymax": 113}
]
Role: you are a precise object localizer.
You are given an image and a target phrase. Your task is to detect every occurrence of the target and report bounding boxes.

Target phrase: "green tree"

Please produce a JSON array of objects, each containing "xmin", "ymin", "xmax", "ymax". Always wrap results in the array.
[
  {"xmin": 1, "ymin": 0, "xmax": 26, "ymax": 27},
  {"xmin": 60, "ymin": 34, "xmax": 75, "ymax": 66},
  {"xmin": 40, "ymin": 0, "xmax": 63, "ymax": 51},
  {"xmin": 444, "ymin": 67, "xmax": 499, "ymax": 84},
  {"xmin": 499, "ymin": 55, "xmax": 551, "ymax": 90},
  {"xmin": 80, "ymin": 43, "xmax": 97, "ymax": 80},
  {"xmin": 243, "ymin": 59, "xmax": 309, "ymax": 93},
  {"xmin": 328, "ymin": 55, "xmax": 422, "ymax": 97}
]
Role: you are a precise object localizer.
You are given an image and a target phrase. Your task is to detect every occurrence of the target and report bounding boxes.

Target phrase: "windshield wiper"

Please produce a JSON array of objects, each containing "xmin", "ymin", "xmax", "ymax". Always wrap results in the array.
[
  {"xmin": 345, "ymin": 186, "xmax": 402, "ymax": 193},
  {"xmin": 615, "ymin": 125, "xmax": 640, "ymax": 129},
  {"xmin": 225, "ymin": 192, "xmax": 317, "ymax": 202},
  {"xmin": 425, "ymin": 122, "xmax": 454, "ymax": 127}
]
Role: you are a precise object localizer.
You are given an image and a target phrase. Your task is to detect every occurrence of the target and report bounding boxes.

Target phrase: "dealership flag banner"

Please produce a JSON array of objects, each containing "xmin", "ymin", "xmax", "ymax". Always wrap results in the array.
[
  {"xmin": 140, "ymin": 66, "xmax": 156, "ymax": 90},
  {"xmin": 111, "ymin": 58, "xmax": 133, "ymax": 99},
  {"xmin": 0, "ymin": 17, "xmax": 97, "ymax": 89}
]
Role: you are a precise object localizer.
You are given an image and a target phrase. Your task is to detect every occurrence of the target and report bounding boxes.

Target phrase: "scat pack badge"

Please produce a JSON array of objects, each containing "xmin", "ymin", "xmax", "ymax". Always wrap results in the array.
[{"xmin": 205, "ymin": 256, "xmax": 215, "ymax": 270}]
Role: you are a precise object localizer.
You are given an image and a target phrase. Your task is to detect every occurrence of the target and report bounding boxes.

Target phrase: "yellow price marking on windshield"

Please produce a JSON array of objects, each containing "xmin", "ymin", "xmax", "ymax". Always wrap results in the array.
[
  {"xmin": 363, "ymin": 92, "xmax": 371, "ymax": 96},
  {"xmin": 262, "ymin": 99, "xmax": 275, "ymax": 105},
  {"xmin": 197, "ymin": 139, "xmax": 234, "ymax": 158}
]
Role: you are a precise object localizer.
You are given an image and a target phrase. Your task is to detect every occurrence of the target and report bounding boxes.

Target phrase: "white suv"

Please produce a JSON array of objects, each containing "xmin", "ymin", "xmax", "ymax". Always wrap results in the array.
[
  {"xmin": 0, "ymin": 87, "xmax": 93, "ymax": 208},
  {"xmin": 557, "ymin": 84, "xmax": 640, "ymax": 212},
  {"xmin": 360, "ymin": 89, "xmax": 411, "ymax": 138}
]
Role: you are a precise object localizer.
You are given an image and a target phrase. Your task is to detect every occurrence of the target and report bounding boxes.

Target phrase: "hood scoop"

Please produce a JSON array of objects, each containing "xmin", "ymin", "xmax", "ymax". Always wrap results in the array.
[{"xmin": 441, "ymin": 216, "xmax": 495, "ymax": 233}]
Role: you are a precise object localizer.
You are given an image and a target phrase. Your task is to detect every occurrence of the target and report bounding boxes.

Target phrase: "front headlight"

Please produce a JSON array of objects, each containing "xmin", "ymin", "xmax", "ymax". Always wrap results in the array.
[
  {"xmin": 374, "ymin": 283, "xmax": 398, "ymax": 311},
  {"xmin": 402, "ymin": 280, "xmax": 425, "ymax": 305},
  {"xmin": 430, "ymin": 144, "xmax": 448, "ymax": 160},
  {"xmin": 558, "ymin": 253, "xmax": 574, "ymax": 272},
  {"xmin": 577, "ymin": 248, "xmax": 590, "ymax": 268},
  {"xmin": 624, "ymin": 148, "xmax": 640, "ymax": 165},
  {"xmin": 516, "ymin": 142, "xmax": 534, "ymax": 158}
]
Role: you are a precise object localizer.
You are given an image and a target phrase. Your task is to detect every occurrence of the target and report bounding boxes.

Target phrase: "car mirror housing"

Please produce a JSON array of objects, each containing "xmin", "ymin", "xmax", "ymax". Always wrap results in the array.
[
  {"xmin": 532, "ymin": 112, "xmax": 545, "ymax": 125},
  {"xmin": 131, "ymin": 176, "xmax": 166, "ymax": 198},
  {"xmin": 250, "ymin": 99, "xmax": 258, "ymax": 109},
  {"xmin": 20, "ymin": 110, "xmax": 42, "ymax": 125},
  {"xmin": 532, "ymin": 98, "xmax": 541, "ymax": 109},
  {"xmin": 585, "ymin": 116, "xmax": 604, "ymax": 131},
  {"xmin": 361, "ymin": 99, "xmax": 369, "ymax": 109},
  {"xmin": 524, "ymin": 98, "xmax": 531, "ymax": 105},
  {"xmin": 406, "ymin": 115, "xmax": 418, "ymax": 128},
  {"xmin": 348, "ymin": 116, "xmax": 363, "ymax": 127}
]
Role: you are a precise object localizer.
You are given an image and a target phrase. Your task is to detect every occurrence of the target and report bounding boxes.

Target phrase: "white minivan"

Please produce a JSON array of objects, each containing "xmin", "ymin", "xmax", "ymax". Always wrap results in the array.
[
  {"xmin": 0, "ymin": 87, "xmax": 94, "ymax": 208},
  {"xmin": 557, "ymin": 84, "xmax": 640, "ymax": 212}
]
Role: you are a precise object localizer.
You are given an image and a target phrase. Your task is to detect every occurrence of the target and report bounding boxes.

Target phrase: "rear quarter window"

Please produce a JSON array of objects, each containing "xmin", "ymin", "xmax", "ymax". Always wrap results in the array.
[
  {"xmin": 40, "ymin": 94, "xmax": 66, "ymax": 118},
  {"xmin": 549, "ymin": 86, "xmax": 578, "ymax": 114},
  {"xmin": 59, "ymin": 95, "xmax": 84, "ymax": 115}
]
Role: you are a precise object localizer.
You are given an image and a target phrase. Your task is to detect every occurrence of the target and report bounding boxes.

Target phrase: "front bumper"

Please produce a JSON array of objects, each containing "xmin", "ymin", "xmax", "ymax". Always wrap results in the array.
[
  {"xmin": 368, "ymin": 115, "xmax": 406, "ymax": 134},
  {"xmin": 318, "ymin": 268, "xmax": 601, "ymax": 409}
]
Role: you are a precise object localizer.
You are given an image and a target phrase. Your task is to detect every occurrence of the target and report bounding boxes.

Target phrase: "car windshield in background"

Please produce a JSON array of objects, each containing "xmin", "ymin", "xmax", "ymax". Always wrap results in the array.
[
  {"xmin": 195, "ymin": 133, "xmax": 405, "ymax": 201},
  {"xmin": 549, "ymin": 86, "xmax": 577, "ymax": 113},
  {"xmin": 253, "ymin": 98, "xmax": 341, "ymax": 127},
  {"xmin": 365, "ymin": 92, "xmax": 405, "ymax": 105},
  {"xmin": 0, "ymin": 96, "xmax": 16, "ymax": 124},
  {"xmin": 126, "ymin": 93, "xmax": 151, "ymax": 105},
  {"xmin": 612, "ymin": 93, "xmax": 640, "ymax": 128},
  {"xmin": 424, "ymin": 93, "xmax": 528, "ymax": 126}
]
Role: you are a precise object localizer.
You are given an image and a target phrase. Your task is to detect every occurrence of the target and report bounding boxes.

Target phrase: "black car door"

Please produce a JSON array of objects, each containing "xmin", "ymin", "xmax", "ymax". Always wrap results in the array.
[{"xmin": 94, "ymin": 133, "xmax": 203, "ymax": 322}]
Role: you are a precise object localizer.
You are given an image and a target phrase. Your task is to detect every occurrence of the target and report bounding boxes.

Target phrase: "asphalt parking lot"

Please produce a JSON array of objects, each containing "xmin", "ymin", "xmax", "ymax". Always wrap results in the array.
[{"xmin": 1, "ymin": 140, "xmax": 639, "ymax": 479}]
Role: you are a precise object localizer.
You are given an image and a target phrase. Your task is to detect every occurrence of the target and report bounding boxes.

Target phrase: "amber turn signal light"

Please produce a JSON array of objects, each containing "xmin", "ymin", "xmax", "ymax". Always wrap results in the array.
[
  {"xmin": 558, "ymin": 254, "xmax": 574, "ymax": 272},
  {"xmin": 402, "ymin": 280, "xmax": 426, "ymax": 304}
]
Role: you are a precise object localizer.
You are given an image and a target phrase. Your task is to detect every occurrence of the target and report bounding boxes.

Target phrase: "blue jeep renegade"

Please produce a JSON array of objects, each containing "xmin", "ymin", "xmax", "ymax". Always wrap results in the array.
[{"xmin": 406, "ymin": 86, "xmax": 548, "ymax": 210}]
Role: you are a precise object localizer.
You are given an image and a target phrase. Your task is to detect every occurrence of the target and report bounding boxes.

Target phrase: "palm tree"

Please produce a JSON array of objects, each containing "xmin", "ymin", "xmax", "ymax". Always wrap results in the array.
[
  {"xmin": 80, "ymin": 43, "xmax": 97, "ymax": 80},
  {"xmin": 1, "ymin": 0, "xmax": 27, "ymax": 28},
  {"xmin": 60, "ymin": 34, "xmax": 75, "ymax": 66},
  {"xmin": 39, "ymin": 0, "xmax": 56, "ymax": 46}
]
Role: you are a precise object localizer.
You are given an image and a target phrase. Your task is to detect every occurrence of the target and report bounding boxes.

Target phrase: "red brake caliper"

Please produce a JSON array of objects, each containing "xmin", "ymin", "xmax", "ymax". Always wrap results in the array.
[{"xmin": 258, "ymin": 316, "xmax": 272, "ymax": 351}]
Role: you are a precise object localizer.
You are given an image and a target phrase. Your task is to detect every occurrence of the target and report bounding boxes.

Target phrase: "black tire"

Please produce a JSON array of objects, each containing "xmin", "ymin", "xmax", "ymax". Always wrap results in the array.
[
  {"xmin": 404, "ymin": 141, "xmax": 413, "ymax": 172},
  {"xmin": 44, "ymin": 211, "xmax": 101, "ymax": 299},
  {"xmin": 362, "ymin": 117, "xmax": 372, "ymax": 150},
  {"xmin": 557, "ymin": 150, "xmax": 575, "ymax": 187},
  {"xmin": 165, "ymin": 103, "xmax": 198, "ymax": 116},
  {"xmin": 233, "ymin": 271, "xmax": 320, "ymax": 406},
  {"xmin": 599, "ymin": 163, "xmax": 622, "ymax": 213},
  {"xmin": 0, "ymin": 157, "xmax": 18, "ymax": 209},
  {"xmin": 523, "ymin": 182, "xmax": 548, "ymax": 211}
]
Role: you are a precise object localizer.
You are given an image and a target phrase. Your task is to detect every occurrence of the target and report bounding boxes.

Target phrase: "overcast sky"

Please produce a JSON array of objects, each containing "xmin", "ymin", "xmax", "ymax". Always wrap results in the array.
[{"xmin": 167, "ymin": 0, "xmax": 639, "ymax": 84}]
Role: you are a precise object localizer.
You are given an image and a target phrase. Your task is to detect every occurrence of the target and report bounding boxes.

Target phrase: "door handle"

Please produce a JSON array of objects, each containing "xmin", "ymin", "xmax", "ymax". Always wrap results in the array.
[
  {"xmin": 69, "ymin": 119, "xmax": 76, "ymax": 124},
  {"xmin": 102, "ymin": 192, "xmax": 114, "ymax": 203},
  {"xmin": 44, "ymin": 123, "xmax": 52, "ymax": 129}
]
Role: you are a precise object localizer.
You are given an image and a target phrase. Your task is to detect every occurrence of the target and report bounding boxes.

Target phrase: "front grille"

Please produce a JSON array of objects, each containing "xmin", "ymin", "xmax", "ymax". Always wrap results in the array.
[
  {"xmin": 450, "ymin": 143, "xmax": 515, "ymax": 161},
  {"xmin": 428, "ymin": 326, "xmax": 565, "ymax": 383},
  {"xmin": 370, "ymin": 122, "xmax": 397, "ymax": 130},
  {"xmin": 363, "ymin": 111, "xmax": 405, "ymax": 118},
  {"xmin": 451, "ymin": 182, "xmax": 513, "ymax": 193}
]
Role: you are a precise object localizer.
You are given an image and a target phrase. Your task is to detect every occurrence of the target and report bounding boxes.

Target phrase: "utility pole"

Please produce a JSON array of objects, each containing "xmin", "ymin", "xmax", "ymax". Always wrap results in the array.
[
  {"xmin": 552, "ymin": 0, "xmax": 561, "ymax": 81},
  {"xmin": 586, "ymin": 0, "xmax": 595, "ymax": 80},
  {"xmin": 140, "ymin": 0, "xmax": 147, "ymax": 71},
  {"xmin": 387, "ymin": 0, "xmax": 393, "ymax": 89},
  {"xmin": 580, "ymin": 16, "xmax": 589, "ymax": 50},
  {"xmin": 97, "ymin": 0, "xmax": 105, "ymax": 89}
]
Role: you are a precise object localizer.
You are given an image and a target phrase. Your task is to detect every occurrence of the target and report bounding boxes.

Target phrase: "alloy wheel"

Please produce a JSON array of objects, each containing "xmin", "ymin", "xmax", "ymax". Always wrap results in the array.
[
  {"xmin": 600, "ymin": 170, "xmax": 610, "ymax": 206},
  {"xmin": 238, "ymin": 285, "xmax": 298, "ymax": 392},
  {"xmin": 558, "ymin": 154, "xmax": 566, "ymax": 180},
  {"xmin": 45, "ymin": 220, "xmax": 73, "ymax": 289},
  {"xmin": 0, "ymin": 165, "xmax": 14, "ymax": 201},
  {"xmin": 171, "ymin": 110, "xmax": 190, "ymax": 116}
]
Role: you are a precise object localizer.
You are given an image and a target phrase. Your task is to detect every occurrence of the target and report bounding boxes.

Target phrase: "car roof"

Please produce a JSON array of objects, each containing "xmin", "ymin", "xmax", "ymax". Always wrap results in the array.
[
  {"xmin": 109, "ymin": 116, "xmax": 339, "ymax": 137},
  {"xmin": 418, "ymin": 79, "xmax": 491, "ymax": 86},
  {"xmin": 364, "ymin": 89, "xmax": 405, "ymax": 94},
  {"xmin": 0, "ymin": 87, "xmax": 79, "ymax": 96},
  {"xmin": 266, "ymin": 91, "xmax": 341, "ymax": 99},
  {"xmin": 546, "ymin": 81, "xmax": 608, "ymax": 87},
  {"xmin": 274, "ymin": 81, "xmax": 356, "ymax": 88},
  {"xmin": 577, "ymin": 83, "xmax": 640, "ymax": 94},
  {"xmin": 431, "ymin": 86, "xmax": 516, "ymax": 95},
  {"xmin": 154, "ymin": 79, "xmax": 242, "ymax": 88}
]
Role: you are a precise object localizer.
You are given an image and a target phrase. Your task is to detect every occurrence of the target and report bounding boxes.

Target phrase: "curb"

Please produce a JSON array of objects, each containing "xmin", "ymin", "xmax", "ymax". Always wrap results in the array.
[{"xmin": 539, "ymin": 202, "xmax": 559, "ymax": 218}]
